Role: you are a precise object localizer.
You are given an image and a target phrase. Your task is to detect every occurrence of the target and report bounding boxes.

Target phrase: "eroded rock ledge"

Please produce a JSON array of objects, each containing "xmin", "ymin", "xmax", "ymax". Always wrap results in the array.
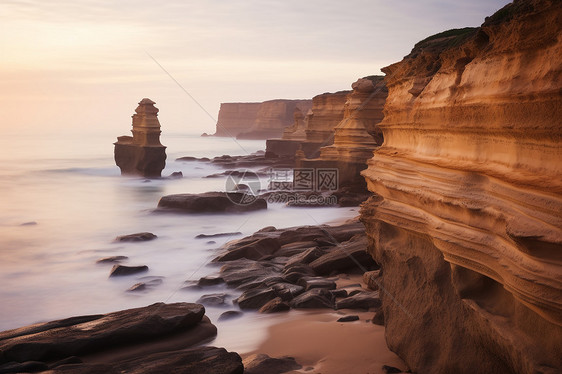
[{"xmin": 360, "ymin": 0, "xmax": 562, "ymax": 373}]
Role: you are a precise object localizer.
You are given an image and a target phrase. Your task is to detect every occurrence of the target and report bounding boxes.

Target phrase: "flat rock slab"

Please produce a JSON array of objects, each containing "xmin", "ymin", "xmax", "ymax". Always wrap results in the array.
[
  {"xmin": 213, "ymin": 237, "xmax": 281, "ymax": 262},
  {"xmin": 109, "ymin": 264, "xmax": 148, "ymax": 277},
  {"xmin": 0, "ymin": 302, "xmax": 206, "ymax": 363},
  {"xmin": 96, "ymin": 256, "xmax": 129, "ymax": 264},
  {"xmin": 310, "ymin": 235, "xmax": 376, "ymax": 275},
  {"xmin": 336, "ymin": 291, "xmax": 381, "ymax": 310},
  {"xmin": 115, "ymin": 232, "xmax": 157, "ymax": 242},
  {"xmin": 157, "ymin": 192, "xmax": 267, "ymax": 213}
]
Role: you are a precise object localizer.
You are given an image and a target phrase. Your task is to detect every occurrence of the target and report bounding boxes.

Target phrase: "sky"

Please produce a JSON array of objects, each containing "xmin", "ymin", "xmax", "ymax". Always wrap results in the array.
[{"xmin": 0, "ymin": 0, "xmax": 509, "ymax": 136}]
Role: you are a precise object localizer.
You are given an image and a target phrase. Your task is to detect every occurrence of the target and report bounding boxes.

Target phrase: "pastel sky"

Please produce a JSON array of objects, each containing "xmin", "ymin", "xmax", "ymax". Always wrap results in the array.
[{"xmin": 1, "ymin": 0, "xmax": 508, "ymax": 135}]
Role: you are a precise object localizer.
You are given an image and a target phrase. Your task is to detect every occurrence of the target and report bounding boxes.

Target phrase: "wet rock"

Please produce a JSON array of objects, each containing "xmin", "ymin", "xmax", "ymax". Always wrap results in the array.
[
  {"xmin": 127, "ymin": 283, "xmax": 147, "ymax": 292},
  {"xmin": 48, "ymin": 356, "xmax": 83, "ymax": 369},
  {"xmin": 20, "ymin": 221, "xmax": 38, "ymax": 226},
  {"xmin": 109, "ymin": 264, "xmax": 148, "ymax": 277},
  {"xmin": 0, "ymin": 303, "xmax": 207, "ymax": 363},
  {"xmin": 243, "ymin": 353, "xmax": 301, "ymax": 374},
  {"xmin": 309, "ymin": 235, "xmax": 376, "ymax": 275},
  {"xmin": 337, "ymin": 315, "xmax": 360, "ymax": 322},
  {"xmin": 218, "ymin": 311, "xmax": 243, "ymax": 321},
  {"xmin": 167, "ymin": 171, "xmax": 183, "ymax": 179},
  {"xmin": 198, "ymin": 276, "xmax": 225, "ymax": 286},
  {"xmin": 114, "ymin": 232, "xmax": 157, "ymax": 242},
  {"xmin": 0, "ymin": 361, "xmax": 48, "ymax": 373},
  {"xmin": 213, "ymin": 237, "xmax": 281, "ymax": 262},
  {"xmin": 220, "ymin": 260, "xmax": 277, "ymax": 287},
  {"xmin": 237, "ymin": 276, "xmax": 284, "ymax": 291},
  {"xmin": 336, "ymin": 291, "xmax": 381, "ymax": 310},
  {"xmin": 195, "ymin": 232, "xmax": 242, "ymax": 239},
  {"xmin": 322, "ymin": 221, "xmax": 365, "ymax": 242},
  {"xmin": 290, "ymin": 288, "xmax": 335, "ymax": 309},
  {"xmin": 96, "ymin": 256, "xmax": 128, "ymax": 264},
  {"xmin": 235, "ymin": 288, "xmax": 277, "ymax": 310},
  {"xmin": 284, "ymin": 247, "xmax": 324, "ymax": 268},
  {"xmin": 258, "ymin": 297, "xmax": 290, "ymax": 313},
  {"xmin": 176, "ymin": 156, "xmax": 210, "ymax": 162},
  {"xmin": 298, "ymin": 277, "xmax": 337, "ymax": 291},
  {"xmin": 271, "ymin": 283, "xmax": 305, "ymax": 301},
  {"xmin": 382, "ymin": 364, "xmax": 403, "ymax": 374},
  {"xmin": 197, "ymin": 293, "xmax": 228, "ymax": 307},
  {"xmin": 278, "ymin": 226, "xmax": 331, "ymax": 245},
  {"xmin": 363, "ymin": 270, "xmax": 381, "ymax": 290},
  {"xmin": 330, "ymin": 289, "xmax": 348, "ymax": 298},
  {"xmin": 157, "ymin": 192, "xmax": 267, "ymax": 213}
]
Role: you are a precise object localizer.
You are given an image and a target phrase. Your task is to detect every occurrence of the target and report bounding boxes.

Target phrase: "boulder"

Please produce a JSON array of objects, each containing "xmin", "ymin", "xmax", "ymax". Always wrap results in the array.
[
  {"xmin": 109, "ymin": 265, "xmax": 148, "ymax": 277},
  {"xmin": 297, "ymin": 277, "xmax": 337, "ymax": 291},
  {"xmin": 258, "ymin": 297, "xmax": 291, "ymax": 314},
  {"xmin": 363, "ymin": 270, "xmax": 381, "ymax": 290},
  {"xmin": 336, "ymin": 291, "xmax": 381, "ymax": 310},
  {"xmin": 271, "ymin": 283, "xmax": 305, "ymax": 301},
  {"xmin": 290, "ymin": 289, "xmax": 334, "ymax": 309},
  {"xmin": 309, "ymin": 235, "xmax": 376, "ymax": 275},
  {"xmin": 284, "ymin": 247, "xmax": 324, "ymax": 268},
  {"xmin": 337, "ymin": 315, "xmax": 360, "ymax": 322},
  {"xmin": 218, "ymin": 311, "xmax": 243, "ymax": 321},
  {"xmin": 196, "ymin": 293, "xmax": 228, "ymax": 307},
  {"xmin": 243, "ymin": 353, "xmax": 301, "ymax": 374},
  {"xmin": 197, "ymin": 276, "xmax": 225, "ymax": 286},
  {"xmin": 114, "ymin": 232, "xmax": 157, "ymax": 242},
  {"xmin": 213, "ymin": 237, "xmax": 281, "ymax": 262},
  {"xmin": 235, "ymin": 288, "xmax": 277, "ymax": 310},
  {"xmin": 157, "ymin": 192, "xmax": 267, "ymax": 213}
]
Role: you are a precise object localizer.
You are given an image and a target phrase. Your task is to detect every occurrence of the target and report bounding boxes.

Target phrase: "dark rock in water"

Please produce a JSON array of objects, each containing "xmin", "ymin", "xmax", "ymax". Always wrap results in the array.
[
  {"xmin": 0, "ymin": 302, "xmax": 206, "ymax": 363},
  {"xmin": 235, "ymin": 288, "xmax": 277, "ymax": 310},
  {"xmin": 309, "ymin": 235, "xmax": 376, "ymax": 275},
  {"xmin": 207, "ymin": 240, "xmax": 216, "ymax": 245},
  {"xmin": 114, "ymin": 98, "xmax": 167, "ymax": 178},
  {"xmin": 195, "ymin": 232, "xmax": 242, "ymax": 239},
  {"xmin": 243, "ymin": 353, "xmax": 301, "ymax": 374},
  {"xmin": 382, "ymin": 364, "xmax": 403, "ymax": 373},
  {"xmin": 109, "ymin": 265, "xmax": 148, "ymax": 277},
  {"xmin": 372, "ymin": 308, "xmax": 385, "ymax": 326},
  {"xmin": 297, "ymin": 277, "xmax": 337, "ymax": 291},
  {"xmin": 197, "ymin": 293, "xmax": 228, "ymax": 307},
  {"xmin": 271, "ymin": 282, "xmax": 305, "ymax": 301},
  {"xmin": 157, "ymin": 192, "xmax": 267, "ymax": 213},
  {"xmin": 127, "ymin": 282, "xmax": 147, "ymax": 292},
  {"xmin": 336, "ymin": 291, "xmax": 381, "ymax": 310},
  {"xmin": 258, "ymin": 297, "xmax": 290, "ymax": 314},
  {"xmin": 278, "ymin": 226, "xmax": 331, "ymax": 245},
  {"xmin": 257, "ymin": 226, "xmax": 276, "ymax": 232},
  {"xmin": 114, "ymin": 232, "xmax": 157, "ymax": 242},
  {"xmin": 0, "ymin": 360, "xmax": 48, "ymax": 373},
  {"xmin": 337, "ymin": 315, "xmax": 360, "ymax": 322},
  {"xmin": 198, "ymin": 276, "xmax": 225, "ymax": 286},
  {"xmin": 218, "ymin": 311, "xmax": 243, "ymax": 321},
  {"xmin": 96, "ymin": 256, "xmax": 128, "ymax": 264},
  {"xmin": 290, "ymin": 288, "xmax": 335, "ymax": 309},
  {"xmin": 19, "ymin": 221, "xmax": 38, "ymax": 226},
  {"xmin": 213, "ymin": 237, "xmax": 281, "ymax": 262},
  {"xmin": 167, "ymin": 171, "xmax": 183, "ymax": 179}
]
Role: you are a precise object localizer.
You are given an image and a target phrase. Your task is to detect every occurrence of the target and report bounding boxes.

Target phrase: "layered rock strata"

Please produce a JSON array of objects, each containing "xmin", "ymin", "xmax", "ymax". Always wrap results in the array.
[
  {"xmin": 114, "ymin": 98, "xmax": 167, "ymax": 178},
  {"xmin": 214, "ymin": 100, "xmax": 312, "ymax": 139},
  {"xmin": 300, "ymin": 77, "xmax": 387, "ymax": 186},
  {"xmin": 360, "ymin": 1, "xmax": 562, "ymax": 373}
]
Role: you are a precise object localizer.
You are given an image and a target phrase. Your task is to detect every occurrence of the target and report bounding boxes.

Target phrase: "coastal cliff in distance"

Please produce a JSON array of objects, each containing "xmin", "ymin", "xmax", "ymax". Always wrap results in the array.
[
  {"xmin": 360, "ymin": 0, "xmax": 562, "ymax": 373},
  {"xmin": 214, "ymin": 99, "xmax": 312, "ymax": 139}
]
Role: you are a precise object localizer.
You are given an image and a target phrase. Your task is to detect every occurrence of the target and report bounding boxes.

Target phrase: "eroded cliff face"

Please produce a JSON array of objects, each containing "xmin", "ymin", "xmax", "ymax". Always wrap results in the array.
[
  {"xmin": 360, "ymin": 1, "xmax": 562, "ymax": 372},
  {"xmin": 305, "ymin": 91, "xmax": 350, "ymax": 144},
  {"xmin": 214, "ymin": 102, "xmax": 261, "ymax": 137}
]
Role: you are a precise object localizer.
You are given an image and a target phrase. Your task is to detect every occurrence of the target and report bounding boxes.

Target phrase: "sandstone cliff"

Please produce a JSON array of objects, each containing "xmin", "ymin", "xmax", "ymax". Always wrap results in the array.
[
  {"xmin": 214, "ymin": 100, "xmax": 312, "ymax": 139},
  {"xmin": 360, "ymin": 1, "xmax": 562, "ymax": 373},
  {"xmin": 214, "ymin": 102, "xmax": 261, "ymax": 137},
  {"xmin": 305, "ymin": 90, "xmax": 350, "ymax": 144}
]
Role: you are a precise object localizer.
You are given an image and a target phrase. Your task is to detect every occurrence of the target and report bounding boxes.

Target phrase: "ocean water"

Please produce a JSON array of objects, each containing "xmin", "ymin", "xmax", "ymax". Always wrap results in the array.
[{"xmin": 0, "ymin": 130, "xmax": 358, "ymax": 352}]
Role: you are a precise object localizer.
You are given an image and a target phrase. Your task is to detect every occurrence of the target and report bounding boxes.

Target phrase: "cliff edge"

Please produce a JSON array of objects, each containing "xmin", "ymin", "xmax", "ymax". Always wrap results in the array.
[{"xmin": 360, "ymin": 0, "xmax": 562, "ymax": 372}]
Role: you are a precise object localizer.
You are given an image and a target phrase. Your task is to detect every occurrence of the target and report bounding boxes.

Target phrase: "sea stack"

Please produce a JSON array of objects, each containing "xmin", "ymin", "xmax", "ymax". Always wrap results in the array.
[{"xmin": 114, "ymin": 98, "xmax": 167, "ymax": 177}]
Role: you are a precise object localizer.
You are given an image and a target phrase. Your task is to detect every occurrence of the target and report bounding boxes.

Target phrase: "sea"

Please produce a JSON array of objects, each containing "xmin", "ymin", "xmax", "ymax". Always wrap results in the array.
[{"xmin": 0, "ymin": 130, "xmax": 358, "ymax": 352}]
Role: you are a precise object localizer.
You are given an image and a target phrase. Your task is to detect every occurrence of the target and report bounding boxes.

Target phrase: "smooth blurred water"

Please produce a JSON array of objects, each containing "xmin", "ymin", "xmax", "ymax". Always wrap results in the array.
[{"xmin": 0, "ymin": 131, "xmax": 358, "ymax": 352}]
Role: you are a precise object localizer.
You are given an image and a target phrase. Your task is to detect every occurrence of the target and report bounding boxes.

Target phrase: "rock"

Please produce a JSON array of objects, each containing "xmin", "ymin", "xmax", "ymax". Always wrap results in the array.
[
  {"xmin": 309, "ymin": 235, "xmax": 376, "ymax": 275},
  {"xmin": 0, "ymin": 361, "xmax": 48, "ymax": 373},
  {"xmin": 382, "ymin": 365, "xmax": 403, "ymax": 374},
  {"xmin": 196, "ymin": 293, "xmax": 228, "ymax": 307},
  {"xmin": 284, "ymin": 247, "xmax": 324, "ymax": 268},
  {"xmin": 218, "ymin": 311, "xmax": 243, "ymax": 321},
  {"xmin": 290, "ymin": 288, "xmax": 334, "ymax": 309},
  {"xmin": 297, "ymin": 277, "xmax": 337, "ymax": 291},
  {"xmin": 337, "ymin": 315, "xmax": 360, "ymax": 322},
  {"xmin": 213, "ymin": 237, "xmax": 281, "ymax": 262},
  {"xmin": 330, "ymin": 289, "xmax": 348, "ymax": 298},
  {"xmin": 372, "ymin": 308, "xmax": 384, "ymax": 326},
  {"xmin": 243, "ymin": 353, "xmax": 302, "ymax": 374},
  {"xmin": 126, "ymin": 282, "xmax": 147, "ymax": 292},
  {"xmin": 278, "ymin": 226, "xmax": 331, "ymax": 245},
  {"xmin": 259, "ymin": 297, "xmax": 290, "ymax": 313},
  {"xmin": 20, "ymin": 221, "xmax": 38, "ymax": 226},
  {"xmin": 195, "ymin": 232, "xmax": 242, "ymax": 239},
  {"xmin": 157, "ymin": 192, "xmax": 267, "ymax": 213},
  {"xmin": 198, "ymin": 276, "xmax": 225, "ymax": 286},
  {"xmin": 235, "ymin": 288, "xmax": 277, "ymax": 310},
  {"xmin": 109, "ymin": 264, "xmax": 148, "ymax": 277},
  {"xmin": 114, "ymin": 98, "xmax": 166, "ymax": 178},
  {"xmin": 167, "ymin": 171, "xmax": 183, "ymax": 179},
  {"xmin": 0, "ymin": 303, "xmax": 207, "ymax": 363},
  {"xmin": 336, "ymin": 292, "xmax": 381, "ymax": 310},
  {"xmin": 48, "ymin": 356, "xmax": 83, "ymax": 369},
  {"xmin": 114, "ymin": 232, "xmax": 157, "ymax": 242},
  {"xmin": 96, "ymin": 256, "xmax": 128, "ymax": 264},
  {"xmin": 271, "ymin": 283, "xmax": 305, "ymax": 301},
  {"xmin": 363, "ymin": 270, "xmax": 381, "ymax": 290}
]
